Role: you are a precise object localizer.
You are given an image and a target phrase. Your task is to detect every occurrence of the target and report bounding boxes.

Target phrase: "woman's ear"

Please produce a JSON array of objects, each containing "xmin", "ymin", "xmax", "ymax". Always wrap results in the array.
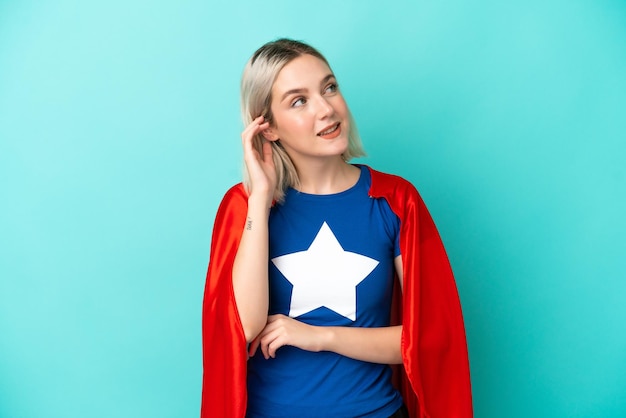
[{"xmin": 262, "ymin": 128, "xmax": 279, "ymax": 142}]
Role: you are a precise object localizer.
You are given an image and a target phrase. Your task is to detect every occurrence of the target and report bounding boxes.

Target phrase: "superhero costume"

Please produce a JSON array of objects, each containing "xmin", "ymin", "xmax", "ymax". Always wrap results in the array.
[
  {"xmin": 201, "ymin": 166, "xmax": 473, "ymax": 417},
  {"xmin": 247, "ymin": 165, "xmax": 403, "ymax": 416}
]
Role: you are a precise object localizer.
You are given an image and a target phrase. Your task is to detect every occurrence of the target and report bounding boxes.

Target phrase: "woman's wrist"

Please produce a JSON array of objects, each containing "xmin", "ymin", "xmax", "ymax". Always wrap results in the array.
[
  {"xmin": 316, "ymin": 326, "xmax": 334, "ymax": 353},
  {"xmin": 248, "ymin": 190, "xmax": 273, "ymax": 210},
  {"xmin": 247, "ymin": 192, "xmax": 273, "ymax": 213}
]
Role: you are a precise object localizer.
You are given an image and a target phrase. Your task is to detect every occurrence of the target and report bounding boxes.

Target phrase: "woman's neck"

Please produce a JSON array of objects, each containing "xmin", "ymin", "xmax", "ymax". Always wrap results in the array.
[{"xmin": 293, "ymin": 158, "xmax": 361, "ymax": 195}]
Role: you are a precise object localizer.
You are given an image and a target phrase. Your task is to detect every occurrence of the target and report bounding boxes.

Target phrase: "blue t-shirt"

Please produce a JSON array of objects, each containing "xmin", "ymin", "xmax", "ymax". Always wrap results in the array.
[{"xmin": 246, "ymin": 165, "xmax": 403, "ymax": 418}]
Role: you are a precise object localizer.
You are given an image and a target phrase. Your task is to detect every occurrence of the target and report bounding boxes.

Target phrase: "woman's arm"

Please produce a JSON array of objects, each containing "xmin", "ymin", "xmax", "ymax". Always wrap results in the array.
[
  {"xmin": 232, "ymin": 197, "xmax": 271, "ymax": 342},
  {"xmin": 249, "ymin": 256, "xmax": 405, "ymax": 363},
  {"xmin": 232, "ymin": 116, "xmax": 276, "ymax": 342}
]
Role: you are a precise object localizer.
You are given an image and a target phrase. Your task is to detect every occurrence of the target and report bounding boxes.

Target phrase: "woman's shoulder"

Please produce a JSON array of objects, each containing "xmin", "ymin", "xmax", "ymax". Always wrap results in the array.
[{"xmin": 363, "ymin": 165, "xmax": 419, "ymax": 198}]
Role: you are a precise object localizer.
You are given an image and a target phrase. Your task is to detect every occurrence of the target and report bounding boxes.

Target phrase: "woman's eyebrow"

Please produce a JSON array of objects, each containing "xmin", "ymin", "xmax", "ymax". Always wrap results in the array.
[
  {"xmin": 280, "ymin": 88, "xmax": 306, "ymax": 102},
  {"xmin": 320, "ymin": 74, "xmax": 335, "ymax": 84},
  {"xmin": 280, "ymin": 74, "xmax": 336, "ymax": 102}
]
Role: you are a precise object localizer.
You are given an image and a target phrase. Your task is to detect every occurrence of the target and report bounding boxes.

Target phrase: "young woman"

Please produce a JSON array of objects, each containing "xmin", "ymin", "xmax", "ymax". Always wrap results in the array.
[{"xmin": 202, "ymin": 39, "xmax": 472, "ymax": 418}]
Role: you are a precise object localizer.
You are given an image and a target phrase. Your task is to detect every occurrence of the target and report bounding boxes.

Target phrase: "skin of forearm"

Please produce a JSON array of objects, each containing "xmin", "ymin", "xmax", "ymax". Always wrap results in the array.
[
  {"xmin": 318, "ymin": 325, "xmax": 403, "ymax": 364},
  {"xmin": 232, "ymin": 195, "xmax": 271, "ymax": 342}
]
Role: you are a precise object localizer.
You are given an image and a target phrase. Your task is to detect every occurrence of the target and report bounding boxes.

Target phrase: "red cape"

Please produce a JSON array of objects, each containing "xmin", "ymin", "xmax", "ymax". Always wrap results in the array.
[{"xmin": 201, "ymin": 166, "xmax": 473, "ymax": 417}]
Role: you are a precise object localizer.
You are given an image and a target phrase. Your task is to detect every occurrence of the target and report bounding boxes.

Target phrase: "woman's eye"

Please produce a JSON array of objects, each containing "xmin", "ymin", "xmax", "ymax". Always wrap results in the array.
[
  {"xmin": 291, "ymin": 97, "xmax": 306, "ymax": 107},
  {"xmin": 324, "ymin": 83, "xmax": 338, "ymax": 94}
]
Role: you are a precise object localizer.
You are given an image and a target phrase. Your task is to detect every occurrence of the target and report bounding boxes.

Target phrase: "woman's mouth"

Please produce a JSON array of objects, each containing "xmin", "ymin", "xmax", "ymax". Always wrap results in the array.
[{"xmin": 317, "ymin": 123, "xmax": 341, "ymax": 139}]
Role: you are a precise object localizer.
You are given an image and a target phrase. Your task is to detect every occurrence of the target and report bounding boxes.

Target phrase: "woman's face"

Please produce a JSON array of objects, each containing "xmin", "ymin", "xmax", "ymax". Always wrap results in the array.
[{"xmin": 265, "ymin": 54, "xmax": 350, "ymax": 164}]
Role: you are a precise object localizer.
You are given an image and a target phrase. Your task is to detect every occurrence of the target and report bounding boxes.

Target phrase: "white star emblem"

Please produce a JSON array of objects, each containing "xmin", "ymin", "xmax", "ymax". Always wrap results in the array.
[{"xmin": 271, "ymin": 222, "xmax": 379, "ymax": 321}]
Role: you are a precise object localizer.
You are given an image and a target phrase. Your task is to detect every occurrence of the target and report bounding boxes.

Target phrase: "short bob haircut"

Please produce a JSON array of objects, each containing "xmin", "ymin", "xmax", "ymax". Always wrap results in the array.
[{"xmin": 240, "ymin": 38, "xmax": 365, "ymax": 203}]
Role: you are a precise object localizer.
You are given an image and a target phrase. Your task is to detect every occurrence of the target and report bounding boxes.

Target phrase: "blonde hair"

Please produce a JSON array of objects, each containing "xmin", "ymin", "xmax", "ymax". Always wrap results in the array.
[{"xmin": 240, "ymin": 38, "xmax": 365, "ymax": 203}]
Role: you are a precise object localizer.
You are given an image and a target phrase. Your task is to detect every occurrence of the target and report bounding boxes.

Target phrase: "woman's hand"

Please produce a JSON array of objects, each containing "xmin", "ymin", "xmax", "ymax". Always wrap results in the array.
[
  {"xmin": 248, "ymin": 314, "xmax": 322, "ymax": 359},
  {"xmin": 242, "ymin": 116, "xmax": 277, "ymax": 206},
  {"xmin": 248, "ymin": 314, "xmax": 403, "ymax": 364}
]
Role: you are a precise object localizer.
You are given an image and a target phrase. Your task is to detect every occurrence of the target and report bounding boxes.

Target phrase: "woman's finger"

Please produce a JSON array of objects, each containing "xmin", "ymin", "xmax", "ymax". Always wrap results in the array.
[
  {"xmin": 241, "ymin": 117, "xmax": 271, "ymax": 169},
  {"xmin": 261, "ymin": 330, "xmax": 279, "ymax": 360},
  {"xmin": 267, "ymin": 336, "xmax": 283, "ymax": 359},
  {"xmin": 248, "ymin": 337, "xmax": 260, "ymax": 357},
  {"xmin": 241, "ymin": 116, "xmax": 268, "ymax": 142}
]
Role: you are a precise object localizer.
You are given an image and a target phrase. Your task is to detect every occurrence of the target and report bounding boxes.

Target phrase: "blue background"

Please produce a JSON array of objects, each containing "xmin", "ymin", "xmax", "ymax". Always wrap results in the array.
[{"xmin": 1, "ymin": 1, "xmax": 624, "ymax": 417}]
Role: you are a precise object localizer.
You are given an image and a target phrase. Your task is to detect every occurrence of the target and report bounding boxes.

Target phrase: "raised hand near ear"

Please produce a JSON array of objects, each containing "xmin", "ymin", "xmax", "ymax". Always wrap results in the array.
[{"xmin": 241, "ymin": 116, "xmax": 277, "ymax": 207}]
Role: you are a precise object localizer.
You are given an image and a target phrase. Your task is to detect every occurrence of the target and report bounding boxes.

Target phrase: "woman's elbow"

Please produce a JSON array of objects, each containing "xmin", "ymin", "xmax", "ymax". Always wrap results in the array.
[
  {"xmin": 389, "ymin": 352, "xmax": 403, "ymax": 365},
  {"xmin": 242, "ymin": 317, "xmax": 267, "ymax": 343}
]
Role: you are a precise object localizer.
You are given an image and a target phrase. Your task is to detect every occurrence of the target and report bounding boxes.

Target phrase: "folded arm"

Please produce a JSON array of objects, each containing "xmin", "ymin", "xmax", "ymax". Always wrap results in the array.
[{"xmin": 250, "ymin": 256, "xmax": 404, "ymax": 364}]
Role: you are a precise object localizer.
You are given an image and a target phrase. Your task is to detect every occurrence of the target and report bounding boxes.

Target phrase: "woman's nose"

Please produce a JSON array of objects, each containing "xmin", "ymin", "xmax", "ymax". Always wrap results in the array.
[{"xmin": 315, "ymin": 96, "xmax": 334, "ymax": 119}]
